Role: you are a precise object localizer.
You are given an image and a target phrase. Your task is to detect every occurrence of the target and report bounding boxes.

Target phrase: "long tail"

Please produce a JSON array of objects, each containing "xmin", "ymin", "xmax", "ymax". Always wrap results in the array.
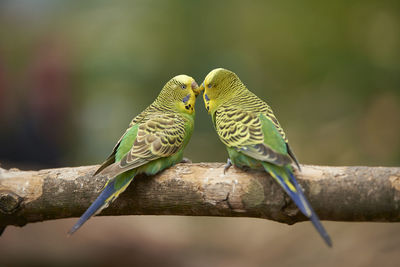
[
  {"xmin": 262, "ymin": 162, "xmax": 332, "ymax": 247},
  {"xmin": 68, "ymin": 173, "xmax": 134, "ymax": 235}
]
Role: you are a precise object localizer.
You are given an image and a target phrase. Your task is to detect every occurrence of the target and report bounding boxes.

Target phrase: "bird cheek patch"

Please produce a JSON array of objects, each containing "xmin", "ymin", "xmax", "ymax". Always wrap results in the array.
[
  {"xmin": 203, "ymin": 93, "xmax": 211, "ymax": 111},
  {"xmin": 182, "ymin": 94, "xmax": 191, "ymax": 104}
]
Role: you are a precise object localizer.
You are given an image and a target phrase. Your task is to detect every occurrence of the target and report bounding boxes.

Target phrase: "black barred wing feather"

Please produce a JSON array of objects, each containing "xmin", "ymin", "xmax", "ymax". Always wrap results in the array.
[
  {"xmin": 121, "ymin": 114, "xmax": 185, "ymax": 166},
  {"xmin": 228, "ymin": 90, "xmax": 289, "ymax": 143},
  {"xmin": 94, "ymin": 105, "xmax": 154, "ymax": 176},
  {"xmin": 214, "ymin": 106, "xmax": 292, "ymax": 166},
  {"xmin": 99, "ymin": 113, "xmax": 187, "ymax": 178},
  {"xmin": 214, "ymin": 106, "xmax": 263, "ymax": 147},
  {"xmin": 94, "ymin": 127, "xmax": 131, "ymax": 176}
]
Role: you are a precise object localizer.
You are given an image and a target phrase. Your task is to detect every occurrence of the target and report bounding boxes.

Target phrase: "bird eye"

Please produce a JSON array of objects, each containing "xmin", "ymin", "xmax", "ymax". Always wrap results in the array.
[
  {"xmin": 181, "ymin": 84, "xmax": 186, "ymax": 89},
  {"xmin": 207, "ymin": 84, "xmax": 212, "ymax": 88}
]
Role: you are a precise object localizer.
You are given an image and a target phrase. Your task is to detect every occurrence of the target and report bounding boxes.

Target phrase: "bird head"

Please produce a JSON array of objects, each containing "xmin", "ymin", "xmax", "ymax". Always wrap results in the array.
[
  {"xmin": 200, "ymin": 68, "xmax": 239, "ymax": 114},
  {"xmin": 161, "ymin": 74, "xmax": 199, "ymax": 114}
]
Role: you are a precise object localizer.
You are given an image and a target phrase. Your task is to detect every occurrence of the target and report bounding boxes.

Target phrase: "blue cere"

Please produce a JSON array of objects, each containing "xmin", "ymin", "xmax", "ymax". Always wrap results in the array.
[{"xmin": 182, "ymin": 94, "xmax": 190, "ymax": 103}]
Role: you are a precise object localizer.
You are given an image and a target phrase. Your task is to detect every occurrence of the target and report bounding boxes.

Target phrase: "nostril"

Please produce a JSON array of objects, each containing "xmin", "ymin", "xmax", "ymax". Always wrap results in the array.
[{"xmin": 191, "ymin": 81, "xmax": 199, "ymax": 89}]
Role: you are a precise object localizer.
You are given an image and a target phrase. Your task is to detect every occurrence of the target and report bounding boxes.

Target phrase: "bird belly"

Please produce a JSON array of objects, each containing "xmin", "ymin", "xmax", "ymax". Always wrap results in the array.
[
  {"xmin": 137, "ymin": 150, "xmax": 184, "ymax": 176},
  {"xmin": 227, "ymin": 147, "xmax": 264, "ymax": 170}
]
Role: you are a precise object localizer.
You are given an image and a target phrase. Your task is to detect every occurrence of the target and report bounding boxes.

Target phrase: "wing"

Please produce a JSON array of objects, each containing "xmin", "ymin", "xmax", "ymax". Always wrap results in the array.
[
  {"xmin": 214, "ymin": 105, "xmax": 292, "ymax": 166},
  {"xmin": 262, "ymin": 107, "xmax": 301, "ymax": 169},
  {"xmin": 252, "ymin": 98, "xmax": 301, "ymax": 169},
  {"xmin": 97, "ymin": 113, "xmax": 187, "ymax": 178},
  {"xmin": 94, "ymin": 128, "xmax": 130, "ymax": 176},
  {"xmin": 94, "ymin": 104, "xmax": 160, "ymax": 176}
]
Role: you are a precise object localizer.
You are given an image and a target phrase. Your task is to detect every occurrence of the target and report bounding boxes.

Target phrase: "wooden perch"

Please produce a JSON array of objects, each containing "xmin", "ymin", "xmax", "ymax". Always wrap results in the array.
[{"xmin": 1, "ymin": 163, "xmax": 400, "ymax": 231}]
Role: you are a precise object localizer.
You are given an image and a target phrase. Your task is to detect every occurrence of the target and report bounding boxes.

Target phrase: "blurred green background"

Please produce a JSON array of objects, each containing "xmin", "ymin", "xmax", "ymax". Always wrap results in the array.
[{"xmin": 0, "ymin": 0, "xmax": 399, "ymax": 266}]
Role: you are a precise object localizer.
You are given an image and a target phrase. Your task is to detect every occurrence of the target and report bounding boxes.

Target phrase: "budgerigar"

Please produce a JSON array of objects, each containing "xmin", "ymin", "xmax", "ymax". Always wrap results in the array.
[
  {"xmin": 199, "ymin": 68, "xmax": 332, "ymax": 246},
  {"xmin": 69, "ymin": 75, "xmax": 201, "ymax": 235}
]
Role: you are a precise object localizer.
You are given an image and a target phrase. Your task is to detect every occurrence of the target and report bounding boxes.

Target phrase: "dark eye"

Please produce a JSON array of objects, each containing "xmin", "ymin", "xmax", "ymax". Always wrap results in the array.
[
  {"xmin": 181, "ymin": 84, "xmax": 186, "ymax": 89},
  {"xmin": 207, "ymin": 84, "xmax": 212, "ymax": 88}
]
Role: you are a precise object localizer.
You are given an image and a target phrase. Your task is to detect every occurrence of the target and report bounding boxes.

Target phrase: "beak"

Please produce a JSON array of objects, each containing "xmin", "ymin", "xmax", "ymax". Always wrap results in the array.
[
  {"xmin": 191, "ymin": 81, "xmax": 202, "ymax": 96},
  {"xmin": 194, "ymin": 82, "xmax": 205, "ymax": 96}
]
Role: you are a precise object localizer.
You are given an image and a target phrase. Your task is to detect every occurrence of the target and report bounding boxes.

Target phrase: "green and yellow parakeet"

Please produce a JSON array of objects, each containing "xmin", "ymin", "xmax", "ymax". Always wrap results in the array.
[
  {"xmin": 68, "ymin": 75, "xmax": 201, "ymax": 235},
  {"xmin": 199, "ymin": 68, "xmax": 332, "ymax": 246}
]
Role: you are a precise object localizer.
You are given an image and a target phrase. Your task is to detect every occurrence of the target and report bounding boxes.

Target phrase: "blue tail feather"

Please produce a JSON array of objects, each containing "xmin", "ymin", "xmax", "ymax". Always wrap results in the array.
[
  {"xmin": 287, "ymin": 171, "xmax": 332, "ymax": 247},
  {"xmin": 269, "ymin": 168, "xmax": 311, "ymax": 216},
  {"xmin": 264, "ymin": 164, "xmax": 332, "ymax": 247},
  {"xmin": 68, "ymin": 176, "xmax": 133, "ymax": 235}
]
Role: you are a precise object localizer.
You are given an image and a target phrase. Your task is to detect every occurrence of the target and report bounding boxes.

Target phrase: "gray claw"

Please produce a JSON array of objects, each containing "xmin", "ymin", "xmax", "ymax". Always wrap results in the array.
[
  {"xmin": 223, "ymin": 158, "xmax": 232, "ymax": 175},
  {"xmin": 181, "ymin": 157, "xmax": 192, "ymax": 164}
]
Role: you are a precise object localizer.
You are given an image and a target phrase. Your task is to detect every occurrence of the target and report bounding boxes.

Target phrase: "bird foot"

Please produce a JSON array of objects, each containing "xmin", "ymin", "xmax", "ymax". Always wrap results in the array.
[
  {"xmin": 180, "ymin": 157, "xmax": 192, "ymax": 164},
  {"xmin": 223, "ymin": 158, "xmax": 232, "ymax": 175}
]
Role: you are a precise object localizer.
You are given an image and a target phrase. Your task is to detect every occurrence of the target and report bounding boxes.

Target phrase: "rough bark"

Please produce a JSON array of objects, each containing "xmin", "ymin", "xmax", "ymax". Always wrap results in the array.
[{"xmin": 1, "ymin": 163, "xmax": 400, "ymax": 229}]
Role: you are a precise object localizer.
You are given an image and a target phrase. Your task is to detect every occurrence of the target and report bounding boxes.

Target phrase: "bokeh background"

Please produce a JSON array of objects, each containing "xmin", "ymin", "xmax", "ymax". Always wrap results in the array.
[{"xmin": 1, "ymin": 0, "xmax": 400, "ymax": 266}]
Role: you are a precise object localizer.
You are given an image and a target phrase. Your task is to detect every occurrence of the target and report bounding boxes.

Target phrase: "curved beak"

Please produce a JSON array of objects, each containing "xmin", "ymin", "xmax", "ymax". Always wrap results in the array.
[
  {"xmin": 192, "ymin": 81, "xmax": 204, "ymax": 96},
  {"xmin": 192, "ymin": 81, "xmax": 202, "ymax": 96}
]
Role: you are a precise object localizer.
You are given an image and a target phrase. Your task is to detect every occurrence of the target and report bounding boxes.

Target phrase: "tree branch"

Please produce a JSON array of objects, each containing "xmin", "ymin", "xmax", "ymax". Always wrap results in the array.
[{"xmin": 1, "ymin": 163, "xmax": 400, "ymax": 229}]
